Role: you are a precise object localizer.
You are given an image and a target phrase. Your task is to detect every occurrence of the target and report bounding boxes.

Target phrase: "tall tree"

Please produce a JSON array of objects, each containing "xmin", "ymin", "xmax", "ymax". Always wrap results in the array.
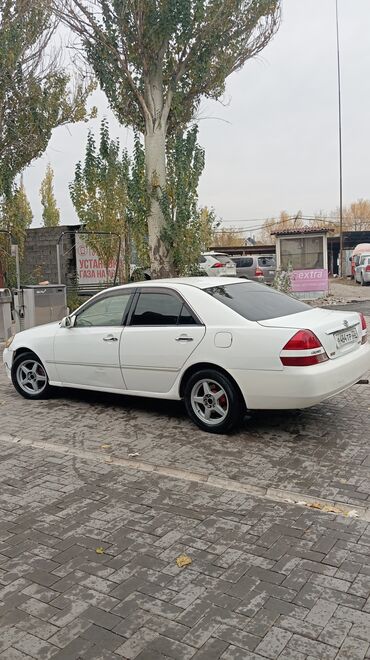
[
  {"xmin": 70, "ymin": 119, "xmax": 131, "ymax": 282},
  {"xmin": 342, "ymin": 199, "xmax": 370, "ymax": 231},
  {"xmin": 40, "ymin": 163, "xmax": 60, "ymax": 227},
  {"xmin": 0, "ymin": 0, "xmax": 96, "ymax": 200},
  {"xmin": 0, "ymin": 177, "xmax": 33, "ymax": 281},
  {"xmin": 161, "ymin": 126, "xmax": 212, "ymax": 275},
  {"xmin": 56, "ymin": 0, "xmax": 281, "ymax": 277}
]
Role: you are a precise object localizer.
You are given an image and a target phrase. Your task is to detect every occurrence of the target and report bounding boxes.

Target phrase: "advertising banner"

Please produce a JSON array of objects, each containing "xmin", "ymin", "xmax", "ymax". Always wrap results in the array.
[
  {"xmin": 75, "ymin": 235, "xmax": 119, "ymax": 285},
  {"xmin": 291, "ymin": 269, "xmax": 329, "ymax": 292}
]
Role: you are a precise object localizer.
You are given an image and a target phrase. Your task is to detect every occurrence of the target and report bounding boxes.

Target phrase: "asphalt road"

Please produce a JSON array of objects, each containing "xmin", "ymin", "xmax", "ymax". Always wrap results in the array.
[{"xmin": 326, "ymin": 301, "xmax": 370, "ymax": 315}]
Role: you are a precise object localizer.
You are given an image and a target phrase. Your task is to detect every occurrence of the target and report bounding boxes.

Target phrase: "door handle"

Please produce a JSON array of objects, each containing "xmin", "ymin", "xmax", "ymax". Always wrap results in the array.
[
  {"xmin": 175, "ymin": 335, "xmax": 194, "ymax": 342},
  {"xmin": 103, "ymin": 335, "xmax": 118, "ymax": 342}
]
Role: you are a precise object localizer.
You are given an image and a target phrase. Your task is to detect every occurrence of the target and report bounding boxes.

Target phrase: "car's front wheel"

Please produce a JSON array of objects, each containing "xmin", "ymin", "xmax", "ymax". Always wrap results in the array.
[
  {"xmin": 11, "ymin": 352, "xmax": 52, "ymax": 400},
  {"xmin": 184, "ymin": 369, "xmax": 244, "ymax": 434}
]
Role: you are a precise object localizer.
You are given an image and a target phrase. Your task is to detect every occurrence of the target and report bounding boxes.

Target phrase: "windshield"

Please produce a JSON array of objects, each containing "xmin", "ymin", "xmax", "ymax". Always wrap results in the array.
[{"xmin": 205, "ymin": 282, "xmax": 310, "ymax": 322}]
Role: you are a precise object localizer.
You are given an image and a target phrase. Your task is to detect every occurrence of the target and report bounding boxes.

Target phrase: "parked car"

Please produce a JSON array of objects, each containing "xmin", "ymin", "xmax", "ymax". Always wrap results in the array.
[
  {"xmin": 231, "ymin": 255, "xmax": 276, "ymax": 284},
  {"xmin": 130, "ymin": 253, "xmax": 237, "ymax": 280},
  {"xmin": 3, "ymin": 278, "xmax": 370, "ymax": 434},
  {"xmin": 350, "ymin": 243, "xmax": 370, "ymax": 278},
  {"xmin": 199, "ymin": 252, "xmax": 237, "ymax": 277},
  {"xmin": 355, "ymin": 254, "xmax": 370, "ymax": 286}
]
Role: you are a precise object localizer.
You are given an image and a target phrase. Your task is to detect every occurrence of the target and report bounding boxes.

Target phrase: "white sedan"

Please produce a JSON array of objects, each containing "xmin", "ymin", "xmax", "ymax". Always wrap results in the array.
[{"xmin": 3, "ymin": 278, "xmax": 370, "ymax": 433}]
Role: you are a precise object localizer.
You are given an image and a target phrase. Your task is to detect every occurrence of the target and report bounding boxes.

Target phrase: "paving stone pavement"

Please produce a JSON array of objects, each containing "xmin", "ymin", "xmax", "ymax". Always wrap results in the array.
[
  {"xmin": 1, "ymin": 358, "xmax": 370, "ymax": 508},
  {"xmin": 1, "ymin": 438, "xmax": 370, "ymax": 660}
]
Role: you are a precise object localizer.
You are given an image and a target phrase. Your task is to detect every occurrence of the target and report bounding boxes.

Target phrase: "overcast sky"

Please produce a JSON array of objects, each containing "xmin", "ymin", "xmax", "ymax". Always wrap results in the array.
[{"xmin": 23, "ymin": 0, "xmax": 370, "ymax": 232}]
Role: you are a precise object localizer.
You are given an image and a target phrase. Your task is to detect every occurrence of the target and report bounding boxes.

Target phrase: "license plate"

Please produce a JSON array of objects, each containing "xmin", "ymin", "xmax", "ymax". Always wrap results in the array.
[
  {"xmin": 269, "ymin": 271, "xmax": 274, "ymax": 275},
  {"xmin": 335, "ymin": 327, "xmax": 358, "ymax": 348}
]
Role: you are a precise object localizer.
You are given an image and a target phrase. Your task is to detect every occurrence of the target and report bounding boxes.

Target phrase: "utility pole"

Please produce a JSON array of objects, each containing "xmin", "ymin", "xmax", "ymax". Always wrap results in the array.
[{"xmin": 335, "ymin": 0, "xmax": 344, "ymax": 277}]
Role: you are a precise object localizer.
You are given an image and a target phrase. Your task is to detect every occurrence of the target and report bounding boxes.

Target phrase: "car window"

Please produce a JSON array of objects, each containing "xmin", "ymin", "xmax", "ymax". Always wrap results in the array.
[
  {"xmin": 205, "ymin": 282, "xmax": 310, "ymax": 322},
  {"xmin": 199, "ymin": 255, "xmax": 207, "ymax": 263},
  {"xmin": 258, "ymin": 256, "xmax": 276, "ymax": 268},
  {"xmin": 130, "ymin": 292, "xmax": 183, "ymax": 326},
  {"xmin": 239, "ymin": 258, "xmax": 253, "ymax": 267},
  {"xmin": 178, "ymin": 304, "xmax": 197, "ymax": 325},
  {"xmin": 75, "ymin": 293, "xmax": 131, "ymax": 327}
]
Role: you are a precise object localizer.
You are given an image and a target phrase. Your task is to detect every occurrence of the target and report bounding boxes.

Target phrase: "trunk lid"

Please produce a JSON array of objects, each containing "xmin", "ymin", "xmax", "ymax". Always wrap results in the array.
[{"xmin": 258, "ymin": 307, "xmax": 362, "ymax": 359}]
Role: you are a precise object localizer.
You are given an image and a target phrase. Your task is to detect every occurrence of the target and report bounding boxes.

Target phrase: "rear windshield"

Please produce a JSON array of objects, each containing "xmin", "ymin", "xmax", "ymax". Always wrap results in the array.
[
  {"xmin": 258, "ymin": 256, "xmax": 275, "ymax": 267},
  {"xmin": 205, "ymin": 282, "xmax": 310, "ymax": 322},
  {"xmin": 214, "ymin": 254, "xmax": 233, "ymax": 265}
]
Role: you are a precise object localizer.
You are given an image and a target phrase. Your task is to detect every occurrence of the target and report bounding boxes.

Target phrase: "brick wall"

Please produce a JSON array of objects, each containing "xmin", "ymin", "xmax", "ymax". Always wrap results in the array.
[{"xmin": 23, "ymin": 226, "xmax": 78, "ymax": 286}]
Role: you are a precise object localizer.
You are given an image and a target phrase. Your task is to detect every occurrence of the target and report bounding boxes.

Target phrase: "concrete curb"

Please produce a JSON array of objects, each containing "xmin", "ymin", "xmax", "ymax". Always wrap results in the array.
[{"xmin": 1, "ymin": 433, "xmax": 369, "ymax": 522}]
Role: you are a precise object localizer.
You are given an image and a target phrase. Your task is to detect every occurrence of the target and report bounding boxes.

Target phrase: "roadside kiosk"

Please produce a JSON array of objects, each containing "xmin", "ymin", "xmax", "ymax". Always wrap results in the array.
[{"xmin": 272, "ymin": 227, "xmax": 330, "ymax": 300}]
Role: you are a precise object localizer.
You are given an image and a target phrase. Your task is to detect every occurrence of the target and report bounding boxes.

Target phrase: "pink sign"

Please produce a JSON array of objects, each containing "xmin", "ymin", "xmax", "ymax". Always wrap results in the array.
[{"xmin": 291, "ymin": 269, "xmax": 328, "ymax": 292}]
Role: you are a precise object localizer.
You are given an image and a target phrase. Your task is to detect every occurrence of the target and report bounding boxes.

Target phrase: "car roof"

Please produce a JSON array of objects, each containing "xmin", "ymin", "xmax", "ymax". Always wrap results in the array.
[
  {"xmin": 202, "ymin": 252, "xmax": 229, "ymax": 256},
  {"xmin": 101, "ymin": 277, "xmax": 248, "ymax": 294}
]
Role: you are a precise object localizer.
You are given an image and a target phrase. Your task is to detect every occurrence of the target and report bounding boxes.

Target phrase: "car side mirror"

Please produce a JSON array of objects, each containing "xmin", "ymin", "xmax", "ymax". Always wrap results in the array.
[{"xmin": 60, "ymin": 315, "xmax": 75, "ymax": 328}]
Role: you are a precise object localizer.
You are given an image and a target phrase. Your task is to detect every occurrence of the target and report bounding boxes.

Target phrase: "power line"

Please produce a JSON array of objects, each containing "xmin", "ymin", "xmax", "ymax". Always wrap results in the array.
[{"xmin": 214, "ymin": 216, "xmax": 340, "ymax": 235}]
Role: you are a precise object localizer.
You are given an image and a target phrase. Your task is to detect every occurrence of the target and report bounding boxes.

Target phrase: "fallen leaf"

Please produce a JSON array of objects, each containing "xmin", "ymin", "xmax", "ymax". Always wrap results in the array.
[
  {"xmin": 95, "ymin": 547, "xmax": 105, "ymax": 555},
  {"xmin": 176, "ymin": 554, "xmax": 192, "ymax": 568},
  {"xmin": 100, "ymin": 444, "xmax": 111, "ymax": 449}
]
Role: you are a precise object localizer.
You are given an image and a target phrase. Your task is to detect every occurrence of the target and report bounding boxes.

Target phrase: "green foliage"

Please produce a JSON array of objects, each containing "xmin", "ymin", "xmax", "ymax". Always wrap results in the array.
[
  {"xmin": 70, "ymin": 119, "xmax": 129, "ymax": 281},
  {"xmin": 67, "ymin": 291, "xmax": 86, "ymax": 313},
  {"xmin": 59, "ymin": 0, "xmax": 280, "ymax": 134},
  {"xmin": 0, "ymin": 179, "xmax": 32, "ymax": 253},
  {"xmin": 272, "ymin": 263, "xmax": 293, "ymax": 295},
  {"xmin": 40, "ymin": 164, "xmax": 60, "ymax": 227},
  {"xmin": 0, "ymin": 178, "xmax": 33, "ymax": 282},
  {"xmin": 161, "ymin": 126, "xmax": 215, "ymax": 275},
  {"xmin": 127, "ymin": 134, "xmax": 150, "ymax": 268},
  {"xmin": 0, "ymin": 0, "xmax": 96, "ymax": 199},
  {"xmin": 71, "ymin": 121, "xmax": 151, "ymax": 282}
]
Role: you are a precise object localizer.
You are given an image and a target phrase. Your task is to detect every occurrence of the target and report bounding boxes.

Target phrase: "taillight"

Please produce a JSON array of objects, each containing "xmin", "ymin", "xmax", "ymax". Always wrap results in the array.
[
  {"xmin": 366, "ymin": 266, "xmax": 370, "ymax": 272},
  {"xmin": 280, "ymin": 329, "xmax": 329, "ymax": 367},
  {"xmin": 255, "ymin": 268, "xmax": 264, "ymax": 277},
  {"xmin": 212, "ymin": 262, "xmax": 223, "ymax": 268},
  {"xmin": 360, "ymin": 313, "xmax": 368, "ymax": 344}
]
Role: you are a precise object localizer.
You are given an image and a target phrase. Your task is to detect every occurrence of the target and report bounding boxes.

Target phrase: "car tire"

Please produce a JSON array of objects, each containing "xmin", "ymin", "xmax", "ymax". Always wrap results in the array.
[
  {"xmin": 361, "ymin": 275, "xmax": 366, "ymax": 286},
  {"xmin": 184, "ymin": 368, "xmax": 244, "ymax": 434},
  {"xmin": 11, "ymin": 351, "xmax": 53, "ymax": 400}
]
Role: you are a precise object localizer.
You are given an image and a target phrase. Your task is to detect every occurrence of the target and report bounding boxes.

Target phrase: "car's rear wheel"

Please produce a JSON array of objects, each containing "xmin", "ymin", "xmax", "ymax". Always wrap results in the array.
[
  {"xmin": 184, "ymin": 369, "xmax": 244, "ymax": 434},
  {"xmin": 361, "ymin": 274, "xmax": 366, "ymax": 286},
  {"xmin": 11, "ymin": 352, "xmax": 52, "ymax": 400}
]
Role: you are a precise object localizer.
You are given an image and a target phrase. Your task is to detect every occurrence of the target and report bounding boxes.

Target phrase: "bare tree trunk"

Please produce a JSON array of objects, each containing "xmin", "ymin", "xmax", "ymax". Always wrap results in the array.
[{"xmin": 144, "ymin": 125, "xmax": 172, "ymax": 278}]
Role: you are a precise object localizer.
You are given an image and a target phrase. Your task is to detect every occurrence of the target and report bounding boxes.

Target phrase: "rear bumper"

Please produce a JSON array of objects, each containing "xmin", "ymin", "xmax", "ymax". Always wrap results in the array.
[{"xmin": 230, "ymin": 343, "xmax": 370, "ymax": 409}]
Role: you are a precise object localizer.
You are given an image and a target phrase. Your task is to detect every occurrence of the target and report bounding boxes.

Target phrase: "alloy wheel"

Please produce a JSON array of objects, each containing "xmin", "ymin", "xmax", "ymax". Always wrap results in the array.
[
  {"xmin": 190, "ymin": 378, "xmax": 229, "ymax": 426},
  {"xmin": 16, "ymin": 359, "xmax": 47, "ymax": 396}
]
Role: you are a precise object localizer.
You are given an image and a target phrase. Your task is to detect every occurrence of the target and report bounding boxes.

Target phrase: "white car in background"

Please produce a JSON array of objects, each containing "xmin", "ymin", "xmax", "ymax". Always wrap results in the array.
[
  {"xmin": 355, "ymin": 254, "xmax": 370, "ymax": 286},
  {"xmin": 199, "ymin": 252, "xmax": 237, "ymax": 277},
  {"xmin": 3, "ymin": 278, "xmax": 369, "ymax": 434}
]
